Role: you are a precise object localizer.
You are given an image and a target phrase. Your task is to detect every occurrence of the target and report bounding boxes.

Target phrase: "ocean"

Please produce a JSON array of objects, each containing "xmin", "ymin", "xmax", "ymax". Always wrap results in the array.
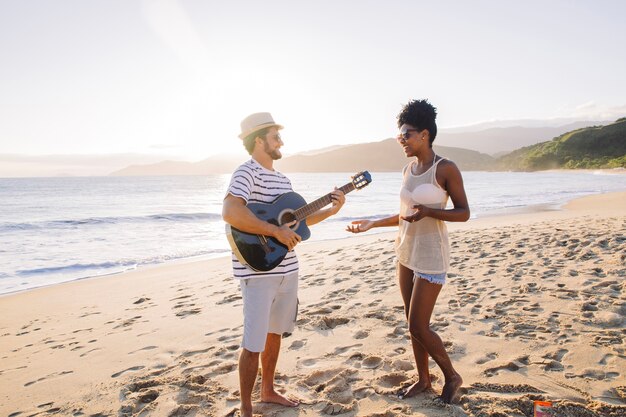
[{"xmin": 1, "ymin": 170, "xmax": 625, "ymax": 295}]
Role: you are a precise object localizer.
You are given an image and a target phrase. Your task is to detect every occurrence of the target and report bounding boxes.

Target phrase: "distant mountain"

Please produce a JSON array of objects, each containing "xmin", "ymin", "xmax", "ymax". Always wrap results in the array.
[
  {"xmin": 110, "ymin": 140, "xmax": 495, "ymax": 175},
  {"xmin": 109, "ymin": 119, "xmax": 622, "ymax": 176},
  {"xmin": 294, "ymin": 145, "xmax": 350, "ymax": 156},
  {"xmin": 110, "ymin": 160, "xmax": 199, "ymax": 176},
  {"xmin": 1, "ymin": 153, "xmax": 173, "ymax": 178},
  {"xmin": 496, "ymin": 119, "xmax": 626, "ymax": 170},
  {"xmin": 442, "ymin": 118, "xmax": 607, "ymax": 132},
  {"xmin": 275, "ymin": 139, "xmax": 494, "ymax": 172},
  {"xmin": 110, "ymin": 154, "xmax": 242, "ymax": 176},
  {"xmin": 436, "ymin": 121, "xmax": 609, "ymax": 155}
]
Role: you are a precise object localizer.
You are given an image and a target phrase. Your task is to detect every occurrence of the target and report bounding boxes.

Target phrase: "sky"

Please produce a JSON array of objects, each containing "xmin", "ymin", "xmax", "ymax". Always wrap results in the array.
[{"xmin": 0, "ymin": 0, "xmax": 625, "ymax": 175}]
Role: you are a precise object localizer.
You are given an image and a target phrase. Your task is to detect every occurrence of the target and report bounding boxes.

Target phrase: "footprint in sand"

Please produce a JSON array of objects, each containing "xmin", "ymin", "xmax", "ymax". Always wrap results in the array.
[
  {"xmin": 216, "ymin": 293, "xmax": 242, "ymax": 305},
  {"xmin": 80, "ymin": 347, "xmax": 102, "ymax": 357},
  {"xmin": 175, "ymin": 308, "xmax": 202, "ymax": 318},
  {"xmin": 393, "ymin": 347, "xmax": 406, "ymax": 355},
  {"xmin": 353, "ymin": 330, "xmax": 369, "ymax": 340},
  {"xmin": 581, "ymin": 301, "xmax": 599, "ymax": 311},
  {"xmin": 128, "ymin": 345, "xmax": 158, "ymax": 355},
  {"xmin": 391, "ymin": 359, "xmax": 414, "ymax": 371},
  {"xmin": 543, "ymin": 348, "xmax": 568, "ymax": 361},
  {"xmin": 288, "ymin": 339, "xmax": 306, "ymax": 350},
  {"xmin": 111, "ymin": 366, "xmax": 145, "ymax": 378},
  {"xmin": 431, "ymin": 320, "xmax": 450, "ymax": 331},
  {"xmin": 133, "ymin": 297, "xmax": 151, "ymax": 305},
  {"xmin": 370, "ymin": 372, "xmax": 411, "ymax": 395},
  {"xmin": 112, "ymin": 316, "xmax": 143, "ymax": 330},
  {"xmin": 217, "ymin": 333, "xmax": 238, "ymax": 343},
  {"xmin": 313, "ymin": 316, "xmax": 350, "ymax": 330},
  {"xmin": 213, "ymin": 346, "xmax": 237, "ymax": 360},
  {"xmin": 179, "ymin": 346, "xmax": 215, "ymax": 358},
  {"xmin": 24, "ymin": 370, "xmax": 74, "ymax": 386},
  {"xmin": 593, "ymin": 312, "xmax": 624, "ymax": 328},
  {"xmin": 72, "ymin": 327, "xmax": 93, "ymax": 334},
  {"xmin": 483, "ymin": 357, "xmax": 528, "ymax": 377},
  {"xmin": 129, "ymin": 297, "xmax": 156, "ymax": 311},
  {"xmin": 299, "ymin": 368, "xmax": 351, "ymax": 388},
  {"xmin": 475, "ymin": 352, "xmax": 498, "ymax": 364},
  {"xmin": 365, "ymin": 311, "xmax": 396, "ymax": 323},
  {"xmin": 542, "ymin": 360, "xmax": 564, "ymax": 371},
  {"xmin": 361, "ymin": 355, "xmax": 383, "ymax": 369},
  {"xmin": 469, "ymin": 382, "xmax": 544, "ymax": 394},
  {"xmin": 576, "ymin": 368, "xmax": 620, "ymax": 380},
  {"xmin": 386, "ymin": 325, "xmax": 405, "ymax": 339},
  {"xmin": 299, "ymin": 358, "xmax": 318, "ymax": 367},
  {"xmin": 170, "ymin": 293, "xmax": 203, "ymax": 318},
  {"xmin": 207, "ymin": 361, "xmax": 237, "ymax": 376},
  {"xmin": 305, "ymin": 306, "xmax": 334, "ymax": 315},
  {"xmin": 599, "ymin": 353, "xmax": 615, "ymax": 365},
  {"xmin": 204, "ymin": 326, "xmax": 230, "ymax": 337}
]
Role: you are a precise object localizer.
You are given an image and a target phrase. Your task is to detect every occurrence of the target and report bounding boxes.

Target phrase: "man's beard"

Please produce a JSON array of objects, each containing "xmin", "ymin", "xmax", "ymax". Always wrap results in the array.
[{"xmin": 264, "ymin": 142, "xmax": 282, "ymax": 160}]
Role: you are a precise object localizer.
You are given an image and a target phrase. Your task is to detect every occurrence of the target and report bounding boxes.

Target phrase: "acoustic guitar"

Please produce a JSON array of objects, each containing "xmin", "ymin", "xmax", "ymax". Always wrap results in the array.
[{"xmin": 226, "ymin": 171, "xmax": 372, "ymax": 271}]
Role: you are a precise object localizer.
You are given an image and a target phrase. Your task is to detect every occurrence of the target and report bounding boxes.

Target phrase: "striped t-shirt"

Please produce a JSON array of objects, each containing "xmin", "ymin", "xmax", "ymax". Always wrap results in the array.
[{"xmin": 226, "ymin": 158, "xmax": 299, "ymax": 279}]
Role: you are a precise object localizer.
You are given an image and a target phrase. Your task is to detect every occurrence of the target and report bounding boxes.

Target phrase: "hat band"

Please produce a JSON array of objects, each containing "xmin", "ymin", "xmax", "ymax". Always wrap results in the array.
[{"xmin": 239, "ymin": 122, "xmax": 283, "ymax": 139}]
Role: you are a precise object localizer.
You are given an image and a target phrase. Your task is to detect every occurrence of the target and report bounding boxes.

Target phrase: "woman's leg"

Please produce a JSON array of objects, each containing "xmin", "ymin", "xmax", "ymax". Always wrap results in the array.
[
  {"xmin": 408, "ymin": 277, "xmax": 463, "ymax": 403},
  {"xmin": 397, "ymin": 264, "xmax": 432, "ymax": 397}
]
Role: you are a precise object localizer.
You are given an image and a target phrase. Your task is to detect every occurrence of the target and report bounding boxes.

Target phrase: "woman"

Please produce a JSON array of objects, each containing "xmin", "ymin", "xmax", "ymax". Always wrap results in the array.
[{"xmin": 347, "ymin": 99, "xmax": 469, "ymax": 403}]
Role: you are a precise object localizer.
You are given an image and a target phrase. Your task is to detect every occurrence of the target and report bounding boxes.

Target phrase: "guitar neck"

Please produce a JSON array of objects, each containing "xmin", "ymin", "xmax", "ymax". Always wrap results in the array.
[{"xmin": 294, "ymin": 182, "xmax": 356, "ymax": 221}]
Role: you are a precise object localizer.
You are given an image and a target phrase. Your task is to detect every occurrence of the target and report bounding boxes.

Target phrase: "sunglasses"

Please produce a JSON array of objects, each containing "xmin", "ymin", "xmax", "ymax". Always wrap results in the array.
[
  {"xmin": 264, "ymin": 133, "xmax": 282, "ymax": 142},
  {"xmin": 397, "ymin": 129, "xmax": 418, "ymax": 142}
]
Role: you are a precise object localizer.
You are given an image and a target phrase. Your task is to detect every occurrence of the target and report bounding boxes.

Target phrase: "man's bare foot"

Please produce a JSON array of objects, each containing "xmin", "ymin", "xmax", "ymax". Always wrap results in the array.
[
  {"xmin": 260, "ymin": 390, "xmax": 299, "ymax": 407},
  {"xmin": 398, "ymin": 380, "xmax": 433, "ymax": 399},
  {"xmin": 441, "ymin": 373, "xmax": 463, "ymax": 404}
]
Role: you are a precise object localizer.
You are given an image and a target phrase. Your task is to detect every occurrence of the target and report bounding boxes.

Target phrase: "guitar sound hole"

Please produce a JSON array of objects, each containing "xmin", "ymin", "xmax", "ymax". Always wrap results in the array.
[{"xmin": 279, "ymin": 211, "xmax": 296, "ymax": 226}]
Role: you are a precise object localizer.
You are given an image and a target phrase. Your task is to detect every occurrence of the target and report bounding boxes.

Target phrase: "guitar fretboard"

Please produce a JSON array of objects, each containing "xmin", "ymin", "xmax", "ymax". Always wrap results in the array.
[{"xmin": 293, "ymin": 182, "xmax": 356, "ymax": 221}]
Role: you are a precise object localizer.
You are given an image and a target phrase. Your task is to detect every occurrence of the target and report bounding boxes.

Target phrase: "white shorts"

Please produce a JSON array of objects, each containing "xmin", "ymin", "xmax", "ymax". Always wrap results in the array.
[{"xmin": 240, "ymin": 273, "xmax": 298, "ymax": 352}]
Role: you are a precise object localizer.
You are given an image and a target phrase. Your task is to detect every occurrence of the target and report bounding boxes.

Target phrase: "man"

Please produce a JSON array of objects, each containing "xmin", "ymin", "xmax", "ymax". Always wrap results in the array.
[{"xmin": 222, "ymin": 112, "xmax": 345, "ymax": 417}]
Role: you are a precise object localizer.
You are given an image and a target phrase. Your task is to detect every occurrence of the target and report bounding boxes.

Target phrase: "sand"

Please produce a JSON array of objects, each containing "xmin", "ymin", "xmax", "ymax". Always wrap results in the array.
[{"xmin": 1, "ymin": 192, "xmax": 625, "ymax": 417}]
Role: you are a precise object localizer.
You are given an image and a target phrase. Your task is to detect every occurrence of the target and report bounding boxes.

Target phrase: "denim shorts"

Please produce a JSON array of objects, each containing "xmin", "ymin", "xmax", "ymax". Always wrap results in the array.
[{"xmin": 413, "ymin": 271, "xmax": 447, "ymax": 285}]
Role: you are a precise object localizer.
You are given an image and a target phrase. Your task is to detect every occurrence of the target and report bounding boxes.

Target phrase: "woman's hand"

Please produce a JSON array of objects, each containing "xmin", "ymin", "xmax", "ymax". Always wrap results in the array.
[
  {"xmin": 346, "ymin": 219, "xmax": 374, "ymax": 233},
  {"xmin": 400, "ymin": 204, "xmax": 431, "ymax": 223}
]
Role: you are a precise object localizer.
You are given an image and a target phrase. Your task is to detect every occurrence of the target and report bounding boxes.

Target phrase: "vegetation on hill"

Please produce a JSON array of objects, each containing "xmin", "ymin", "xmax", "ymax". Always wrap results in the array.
[{"xmin": 496, "ymin": 119, "xmax": 626, "ymax": 170}]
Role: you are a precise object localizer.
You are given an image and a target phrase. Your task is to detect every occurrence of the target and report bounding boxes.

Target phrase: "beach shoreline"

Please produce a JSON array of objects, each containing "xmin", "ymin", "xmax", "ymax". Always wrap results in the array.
[
  {"xmin": 0, "ymin": 191, "xmax": 624, "ymax": 416},
  {"xmin": 2, "ymin": 188, "xmax": 624, "ymax": 298}
]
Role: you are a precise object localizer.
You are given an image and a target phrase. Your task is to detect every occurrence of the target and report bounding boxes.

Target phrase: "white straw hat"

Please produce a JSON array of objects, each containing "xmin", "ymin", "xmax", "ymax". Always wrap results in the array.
[{"xmin": 238, "ymin": 112, "xmax": 283, "ymax": 139}]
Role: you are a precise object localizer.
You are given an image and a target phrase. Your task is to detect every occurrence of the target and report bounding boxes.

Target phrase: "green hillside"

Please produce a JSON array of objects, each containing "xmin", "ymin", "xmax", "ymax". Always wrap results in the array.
[{"xmin": 496, "ymin": 119, "xmax": 626, "ymax": 170}]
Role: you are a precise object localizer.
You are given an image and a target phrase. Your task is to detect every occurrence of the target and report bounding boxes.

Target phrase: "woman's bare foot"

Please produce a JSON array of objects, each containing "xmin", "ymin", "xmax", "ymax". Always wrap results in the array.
[
  {"xmin": 398, "ymin": 380, "xmax": 433, "ymax": 399},
  {"xmin": 260, "ymin": 390, "xmax": 299, "ymax": 407},
  {"xmin": 441, "ymin": 373, "xmax": 463, "ymax": 404},
  {"xmin": 238, "ymin": 405, "xmax": 253, "ymax": 417}
]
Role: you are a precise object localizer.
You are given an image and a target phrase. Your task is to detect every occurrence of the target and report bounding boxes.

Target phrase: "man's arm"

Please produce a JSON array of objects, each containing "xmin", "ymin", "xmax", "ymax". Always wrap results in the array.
[{"xmin": 222, "ymin": 194, "xmax": 301, "ymax": 250}]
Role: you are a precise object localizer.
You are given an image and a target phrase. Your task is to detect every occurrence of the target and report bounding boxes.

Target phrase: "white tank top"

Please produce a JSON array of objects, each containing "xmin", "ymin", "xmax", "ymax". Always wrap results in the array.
[{"xmin": 395, "ymin": 157, "xmax": 450, "ymax": 274}]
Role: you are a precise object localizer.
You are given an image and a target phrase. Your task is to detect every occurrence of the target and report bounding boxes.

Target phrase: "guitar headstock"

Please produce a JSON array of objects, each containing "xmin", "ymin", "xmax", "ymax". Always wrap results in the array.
[{"xmin": 351, "ymin": 171, "xmax": 372, "ymax": 190}]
